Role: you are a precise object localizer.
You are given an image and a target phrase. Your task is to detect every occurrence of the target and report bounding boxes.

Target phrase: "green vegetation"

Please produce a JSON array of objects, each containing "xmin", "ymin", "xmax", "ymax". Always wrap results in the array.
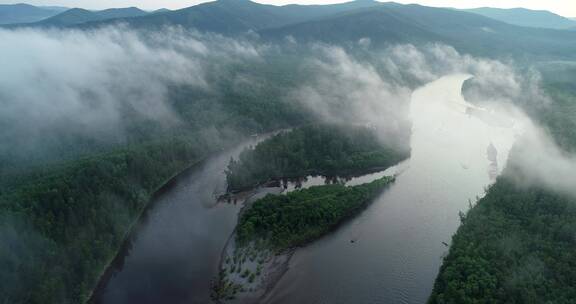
[
  {"xmin": 429, "ymin": 177, "xmax": 576, "ymax": 304},
  {"xmin": 236, "ymin": 176, "xmax": 395, "ymax": 251},
  {"xmin": 429, "ymin": 72, "xmax": 576, "ymax": 303},
  {"xmin": 226, "ymin": 124, "xmax": 408, "ymax": 191}
]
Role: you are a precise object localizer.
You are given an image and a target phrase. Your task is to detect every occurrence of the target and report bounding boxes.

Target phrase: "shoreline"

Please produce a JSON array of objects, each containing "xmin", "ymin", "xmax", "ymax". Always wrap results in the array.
[{"xmin": 226, "ymin": 164, "xmax": 402, "ymax": 195}]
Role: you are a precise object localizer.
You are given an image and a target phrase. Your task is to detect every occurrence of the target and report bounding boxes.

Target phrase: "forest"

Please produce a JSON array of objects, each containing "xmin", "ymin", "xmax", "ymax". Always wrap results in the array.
[
  {"xmin": 236, "ymin": 176, "xmax": 395, "ymax": 251},
  {"xmin": 429, "ymin": 72, "xmax": 576, "ymax": 303},
  {"xmin": 225, "ymin": 124, "xmax": 408, "ymax": 191}
]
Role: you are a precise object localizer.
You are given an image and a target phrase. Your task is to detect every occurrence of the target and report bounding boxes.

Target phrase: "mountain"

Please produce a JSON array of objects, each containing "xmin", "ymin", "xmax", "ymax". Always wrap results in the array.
[
  {"xmin": 36, "ymin": 7, "xmax": 148, "ymax": 26},
  {"xmin": 8, "ymin": 0, "xmax": 576, "ymax": 60},
  {"xmin": 260, "ymin": 4, "xmax": 576, "ymax": 60},
  {"xmin": 77, "ymin": 0, "xmax": 383, "ymax": 33},
  {"xmin": 152, "ymin": 8, "xmax": 171, "ymax": 14},
  {"xmin": 260, "ymin": 3, "xmax": 444, "ymax": 44},
  {"xmin": 97, "ymin": 7, "xmax": 148, "ymax": 19},
  {"xmin": 463, "ymin": 7, "xmax": 576, "ymax": 29},
  {"xmin": 0, "ymin": 3, "xmax": 64, "ymax": 24}
]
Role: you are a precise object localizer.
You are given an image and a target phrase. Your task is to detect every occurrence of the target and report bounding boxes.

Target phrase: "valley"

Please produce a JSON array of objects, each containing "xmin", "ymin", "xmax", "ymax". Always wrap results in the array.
[{"xmin": 1, "ymin": 1, "xmax": 576, "ymax": 303}]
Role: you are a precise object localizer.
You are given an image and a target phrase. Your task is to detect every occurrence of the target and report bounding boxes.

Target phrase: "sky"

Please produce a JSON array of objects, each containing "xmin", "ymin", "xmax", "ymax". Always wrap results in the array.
[{"xmin": 0, "ymin": 0, "xmax": 575, "ymax": 17}]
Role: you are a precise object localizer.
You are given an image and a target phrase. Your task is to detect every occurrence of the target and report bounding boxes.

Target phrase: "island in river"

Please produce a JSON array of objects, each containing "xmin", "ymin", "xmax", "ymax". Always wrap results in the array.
[
  {"xmin": 225, "ymin": 124, "xmax": 409, "ymax": 192},
  {"xmin": 213, "ymin": 177, "xmax": 396, "ymax": 302},
  {"xmin": 213, "ymin": 124, "xmax": 407, "ymax": 302}
]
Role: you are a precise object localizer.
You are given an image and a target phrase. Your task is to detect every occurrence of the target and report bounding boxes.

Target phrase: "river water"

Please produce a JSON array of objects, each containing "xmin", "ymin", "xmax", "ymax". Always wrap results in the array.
[
  {"xmin": 91, "ymin": 139, "xmax": 259, "ymax": 304},
  {"xmin": 264, "ymin": 74, "xmax": 519, "ymax": 304},
  {"xmin": 93, "ymin": 74, "xmax": 519, "ymax": 304}
]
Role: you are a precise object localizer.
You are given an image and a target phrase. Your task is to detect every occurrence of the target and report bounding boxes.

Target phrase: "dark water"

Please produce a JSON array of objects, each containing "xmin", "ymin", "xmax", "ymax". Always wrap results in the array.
[
  {"xmin": 93, "ymin": 75, "xmax": 519, "ymax": 304},
  {"xmin": 91, "ymin": 139, "xmax": 261, "ymax": 304}
]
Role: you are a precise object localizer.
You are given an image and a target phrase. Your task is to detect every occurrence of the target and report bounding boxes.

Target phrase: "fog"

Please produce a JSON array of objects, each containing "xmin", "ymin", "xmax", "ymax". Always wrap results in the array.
[
  {"xmin": 1, "ymin": 25, "xmax": 575, "ymax": 197},
  {"xmin": 294, "ymin": 42, "xmax": 576, "ymax": 199},
  {"xmin": 0, "ymin": 26, "xmax": 263, "ymax": 164}
]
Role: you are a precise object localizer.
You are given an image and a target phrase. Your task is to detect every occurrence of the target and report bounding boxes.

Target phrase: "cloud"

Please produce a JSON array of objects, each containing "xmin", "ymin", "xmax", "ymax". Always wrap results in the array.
[
  {"xmin": 0, "ymin": 26, "xmax": 264, "ymax": 163},
  {"xmin": 290, "ymin": 44, "xmax": 529, "ymax": 150},
  {"xmin": 1, "ymin": 25, "xmax": 574, "ymax": 199},
  {"xmin": 506, "ymin": 121, "xmax": 576, "ymax": 198}
]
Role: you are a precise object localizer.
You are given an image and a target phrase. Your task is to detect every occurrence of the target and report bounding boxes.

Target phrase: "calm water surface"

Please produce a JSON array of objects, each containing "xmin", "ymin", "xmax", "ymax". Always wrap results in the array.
[{"xmin": 92, "ymin": 139, "xmax": 260, "ymax": 304}]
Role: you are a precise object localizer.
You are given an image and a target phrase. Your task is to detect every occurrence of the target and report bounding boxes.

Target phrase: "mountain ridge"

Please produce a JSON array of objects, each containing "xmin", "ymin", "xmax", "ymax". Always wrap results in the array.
[
  {"xmin": 35, "ymin": 7, "xmax": 148, "ymax": 26},
  {"xmin": 463, "ymin": 7, "xmax": 576, "ymax": 29},
  {"xmin": 0, "ymin": 3, "xmax": 65, "ymax": 24}
]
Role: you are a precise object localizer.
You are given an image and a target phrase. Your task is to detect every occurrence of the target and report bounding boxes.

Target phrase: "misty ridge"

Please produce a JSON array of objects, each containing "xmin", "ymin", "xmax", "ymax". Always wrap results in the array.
[{"xmin": 1, "ymin": 25, "xmax": 572, "ymax": 197}]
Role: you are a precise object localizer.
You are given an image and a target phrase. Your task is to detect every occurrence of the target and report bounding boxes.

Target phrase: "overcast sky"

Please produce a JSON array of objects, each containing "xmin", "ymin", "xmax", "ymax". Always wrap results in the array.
[{"xmin": 1, "ymin": 0, "xmax": 575, "ymax": 17}]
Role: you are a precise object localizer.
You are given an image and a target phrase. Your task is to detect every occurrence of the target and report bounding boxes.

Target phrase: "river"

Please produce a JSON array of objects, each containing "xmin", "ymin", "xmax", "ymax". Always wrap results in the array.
[
  {"xmin": 92, "ymin": 74, "xmax": 519, "ymax": 304},
  {"xmin": 91, "ymin": 139, "xmax": 260, "ymax": 304}
]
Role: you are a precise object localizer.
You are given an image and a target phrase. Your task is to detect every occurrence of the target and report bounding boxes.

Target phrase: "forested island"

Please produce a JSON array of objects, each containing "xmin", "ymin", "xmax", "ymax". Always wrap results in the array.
[
  {"xmin": 429, "ymin": 75, "xmax": 576, "ymax": 303},
  {"xmin": 214, "ymin": 176, "xmax": 395, "ymax": 300},
  {"xmin": 213, "ymin": 124, "xmax": 404, "ymax": 301},
  {"xmin": 225, "ymin": 124, "xmax": 408, "ymax": 191},
  {"xmin": 237, "ymin": 176, "xmax": 395, "ymax": 251}
]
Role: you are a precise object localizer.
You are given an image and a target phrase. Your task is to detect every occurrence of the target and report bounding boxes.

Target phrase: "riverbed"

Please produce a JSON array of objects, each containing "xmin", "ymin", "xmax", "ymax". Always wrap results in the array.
[{"xmin": 92, "ymin": 74, "xmax": 519, "ymax": 304}]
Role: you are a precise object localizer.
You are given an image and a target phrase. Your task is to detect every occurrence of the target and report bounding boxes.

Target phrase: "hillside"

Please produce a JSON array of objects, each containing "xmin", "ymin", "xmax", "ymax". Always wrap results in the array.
[
  {"xmin": 78, "ymin": 0, "xmax": 383, "ymax": 33},
  {"xmin": 8, "ymin": 0, "xmax": 576, "ymax": 61},
  {"xmin": 463, "ymin": 7, "xmax": 576, "ymax": 30},
  {"xmin": 33, "ymin": 7, "xmax": 148, "ymax": 26},
  {"xmin": 0, "ymin": 3, "xmax": 64, "ymax": 24},
  {"xmin": 261, "ymin": 4, "xmax": 576, "ymax": 60}
]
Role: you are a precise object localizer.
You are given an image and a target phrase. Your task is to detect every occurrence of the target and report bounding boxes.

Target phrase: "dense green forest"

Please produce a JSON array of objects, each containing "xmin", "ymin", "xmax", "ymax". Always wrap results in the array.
[
  {"xmin": 236, "ymin": 176, "xmax": 395, "ymax": 251},
  {"xmin": 226, "ymin": 124, "xmax": 408, "ymax": 191},
  {"xmin": 0, "ymin": 57, "xmax": 311, "ymax": 304},
  {"xmin": 429, "ymin": 71, "xmax": 576, "ymax": 303}
]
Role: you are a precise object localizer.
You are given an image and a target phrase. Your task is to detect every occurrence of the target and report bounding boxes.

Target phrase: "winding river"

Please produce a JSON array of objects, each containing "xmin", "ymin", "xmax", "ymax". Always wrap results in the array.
[{"xmin": 93, "ymin": 74, "xmax": 519, "ymax": 304}]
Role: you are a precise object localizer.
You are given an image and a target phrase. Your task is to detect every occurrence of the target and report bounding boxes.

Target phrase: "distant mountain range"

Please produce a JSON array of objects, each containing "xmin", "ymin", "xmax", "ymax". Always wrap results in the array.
[
  {"xmin": 36, "ymin": 7, "xmax": 148, "ymax": 26},
  {"xmin": 0, "ymin": 3, "xmax": 173, "ymax": 26},
  {"xmin": 75, "ymin": 0, "xmax": 384, "ymax": 34},
  {"xmin": 257, "ymin": 3, "xmax": 576, "ymax": 59},
  {"xmin": 2, "ymin": 0, "xmax": 575, "ymax": 60},
  {"xmin": 0, "ymin": 3, "xmax": 66, "ymax": 24},
  {"xmin": 462, "ymin": 7, "xmax": 576, "ymax": 30}
]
